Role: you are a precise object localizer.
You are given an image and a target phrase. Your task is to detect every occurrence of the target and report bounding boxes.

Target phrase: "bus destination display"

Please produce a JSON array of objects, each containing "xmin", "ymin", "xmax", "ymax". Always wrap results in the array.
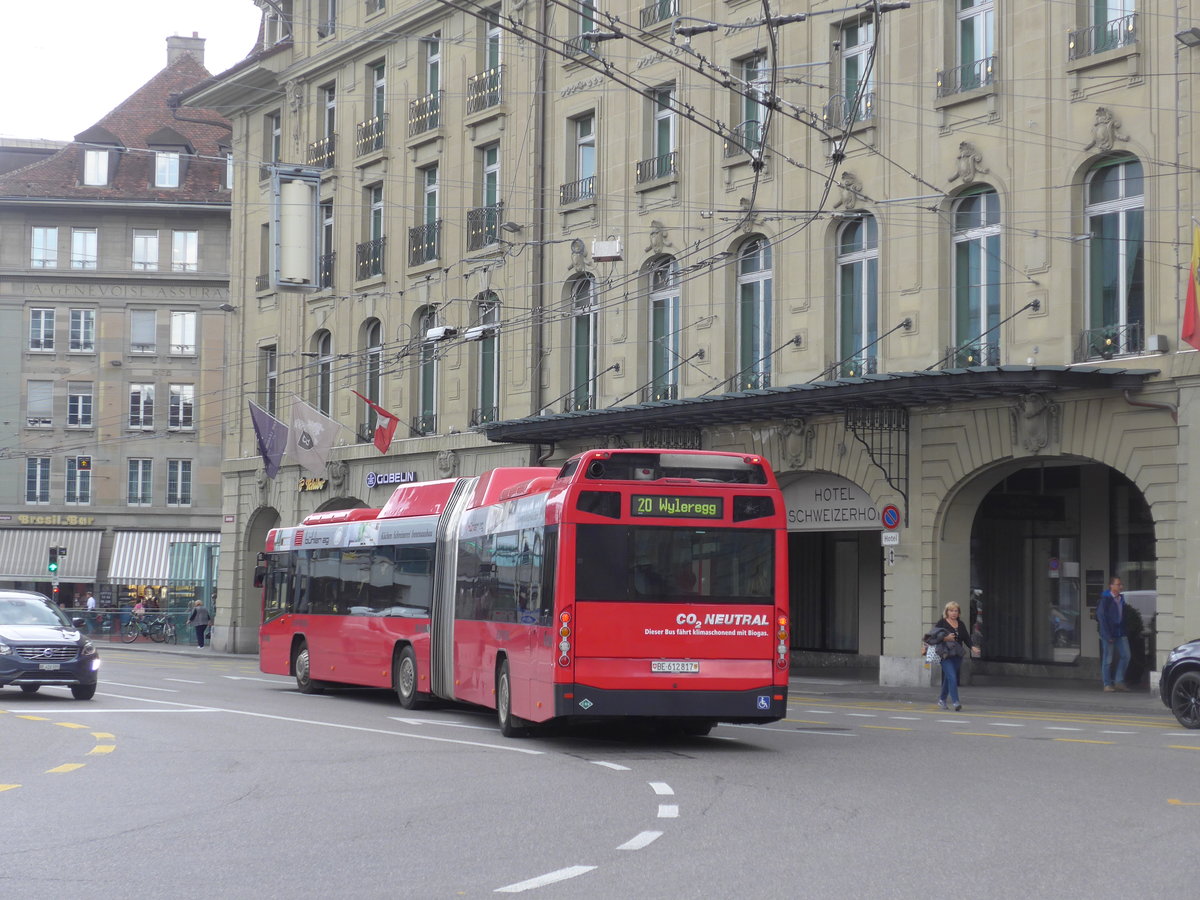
[{"xmin": 631, "ymin": 495, "xmax": 724, "ymax": 519}]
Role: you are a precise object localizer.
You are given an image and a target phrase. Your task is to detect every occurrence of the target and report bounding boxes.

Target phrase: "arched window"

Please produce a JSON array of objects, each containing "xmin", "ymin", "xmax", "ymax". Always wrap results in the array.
[
  {"xmin": 568, "ymin": 274, "xmax": 597, "ymax": 411},
  {"xmin": 416, "ymin": 308, "xmax": 437, "ymax": 434},
  {"xmin": 951, "ymin": 187, "xmax": 1001, "ymax": 364},
  {"xmin": 836, "ymin": 215, "xmax": 878, "ymax": 375},
  {"xmin": 648, "ymin": 257, "xmax": 680, "ymax": 400},
  {"xmin": 1085, "ymin": 156, "xmax": 1143, "ymax": 356},
  {"xmin": 360, "ymin": 319, "xmax": 383, "ymax": 440},
  {"xmin": 312, "ymin": 330, "xmax": 333, "ymax": 415},
  {"xmin": 473, "ymin": 293, "xmax": 500, "ymax": 425},
  {"xmin": 736, "ymin": 237, "xmax": 772, "ymax": 389}
]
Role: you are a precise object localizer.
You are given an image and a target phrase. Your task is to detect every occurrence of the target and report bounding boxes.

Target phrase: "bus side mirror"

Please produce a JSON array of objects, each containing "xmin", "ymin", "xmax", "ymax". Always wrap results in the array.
[{"xmin": 253, "ymin": 566, "xmax": 267, "ymax": 588}]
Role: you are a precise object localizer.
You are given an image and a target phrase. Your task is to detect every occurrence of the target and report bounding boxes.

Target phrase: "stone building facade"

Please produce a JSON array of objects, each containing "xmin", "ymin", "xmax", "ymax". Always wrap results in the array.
[{"xmin": 190, "ymin": 1, "xmax": 1195, "ymax": 687}]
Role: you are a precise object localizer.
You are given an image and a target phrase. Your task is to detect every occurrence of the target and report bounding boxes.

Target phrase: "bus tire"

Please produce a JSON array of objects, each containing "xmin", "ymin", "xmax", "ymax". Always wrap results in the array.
[
  {"xmin": 293, "ymin": 641, "xmax": 325, "ymax": 694},
  {"xmin": 393, "ymin": 645, "xmax": 425, "ymax": 709},
  {"xmin": 496, "ymin": 660, "xmax": 528, "ymax": 738}
]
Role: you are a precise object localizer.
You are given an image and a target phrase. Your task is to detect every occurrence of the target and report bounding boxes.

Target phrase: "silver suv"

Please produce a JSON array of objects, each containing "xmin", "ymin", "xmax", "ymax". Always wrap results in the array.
[{"xmin": 0, "ymin": 591, "xmax": 100, "ymax": 700}]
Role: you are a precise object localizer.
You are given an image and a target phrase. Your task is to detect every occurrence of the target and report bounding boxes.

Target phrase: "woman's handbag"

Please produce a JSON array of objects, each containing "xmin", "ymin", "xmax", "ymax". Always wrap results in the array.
[{"xmin": 924, "ymin": 643, "xmax": 940, "ymax": 664}]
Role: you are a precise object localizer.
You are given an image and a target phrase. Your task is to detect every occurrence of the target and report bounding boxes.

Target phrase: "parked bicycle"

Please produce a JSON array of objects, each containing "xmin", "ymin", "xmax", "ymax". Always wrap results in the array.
[{"xmin": 122, "ymin": 614, "xmax": 172, "ymax": 643}]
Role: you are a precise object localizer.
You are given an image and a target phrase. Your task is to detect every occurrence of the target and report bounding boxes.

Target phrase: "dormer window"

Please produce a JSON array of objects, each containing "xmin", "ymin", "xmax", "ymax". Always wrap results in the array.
[
  {"xmin": 83, "ymin": 149, "xmax": 109, "ymax": 186},
  {"xmin": 155, "ymin": 151, "xmax": 181, "ymax": 187}
]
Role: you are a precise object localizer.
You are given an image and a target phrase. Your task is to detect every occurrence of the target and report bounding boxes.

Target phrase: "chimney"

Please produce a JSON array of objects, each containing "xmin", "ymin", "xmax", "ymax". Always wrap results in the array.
[{"xmin": 166, "ymin": 32, "xmax": 205, "ymax": 66}]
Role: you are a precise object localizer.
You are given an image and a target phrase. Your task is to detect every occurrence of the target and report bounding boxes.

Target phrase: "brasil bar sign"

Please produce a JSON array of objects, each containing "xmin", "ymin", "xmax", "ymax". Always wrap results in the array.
[{"xmin": 631, "ymin": 495, "xmax": 723, "ymax": 519}]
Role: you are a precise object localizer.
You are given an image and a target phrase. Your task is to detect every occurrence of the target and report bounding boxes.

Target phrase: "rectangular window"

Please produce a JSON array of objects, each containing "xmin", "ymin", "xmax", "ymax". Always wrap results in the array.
[
  {"xmin": 956, "ymin": 0, "xmax": 995, "ymax": 90},
  {"xmin": 740, "ymin": 54, "xmax": 769, "ymax": 152},
  {"xmin": 70, "ymin": 308, "xmax": 96, "ymax": 352},
  {"xmin": 66, "ymin": 457, "xmax": 91, "ymax": 505},
  {"xmin": 83, "ymin": 149, "xmax": 109, "ymax": 186},
  {"xmin": 425, "ymin": 33, "xmax": 441, "ymax": 93},
  {"xmin": 838, "ymin": 19, "xmax": 875, "ymax": 125},
  {"xmin": 369, "ymin": 184, "xmax": 384, "ymax": 242},
  {"xmin": 225, "ymin": 151, "xmax": 235, "ymax": 189},
  {"xmin": 127, "ymin": 459, "xmax": 152, "ymax": 506},
  {"xmin": 26, "ymin": 458, "xmax": 51, "ymax": 504},
  {"xmin": 575, "ymin": 114, "xmax": 596, "ymax": 182},
  {"xmin": 29, "ymin": 308, "xmax": 54, "ymax": 351},
  {"xmin": 371, "ymin": 62, "xmax": 387, "ymax": 119},
  {"xmin": 26, "ymin": 380, "xmax": 53, "ymax": 427},
  {"xmin": 266, "ymin": 111, "xmax": 282, "ymax": 165},
  {"xmin": 71, "ymin": 227, "xmax": 98, "ymax": 269},
  {"xmin": 129, "ymin": 383, "xmax": 154, "ymax": 429},
  {"xmin": 320, "ymin": 200, "xmax": 335, "ymax": 288},
  {"xmin": 318, "ymin": 0, "xmax": 338, "ymax": 37},
  {"xmin": 68, "ymin": 382, "xmax": 93, "ymax": 427},
  {"xmin": 31, "ymin": 226, "xmax": 58, "ymax": 268},
  {"xmin": 155, "ymin": 151, "xmax": 180, "ymax": 187},
  {"xmin": 167, "ymin": 459, "xmax": 193, "ymax": 507},
  {"xmin": 171, "ymin": 230, "xmax": 198, "ymax": 271},
  {"xmin": 169, "ymin": 384, "xmax": 195, "ymax": 430},
  {"xmin": 261, "ymin": 345, "xmax": 278, "ymax": 414},
  {"xmin": 131, "ymin": 309, "xmax": 156, "ymax": 353},
  {"xmin": 132, "ymin": 229, "xmax": 159, "ymax": 271},
  {"xmin": 653, "ymin": 87, "xmax": 675, "ymax": 157}
]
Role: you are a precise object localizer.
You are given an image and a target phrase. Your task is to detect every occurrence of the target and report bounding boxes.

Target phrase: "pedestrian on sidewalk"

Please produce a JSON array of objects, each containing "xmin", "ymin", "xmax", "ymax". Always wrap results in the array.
[
  {"xmin": 1097, "ymin": 575, "xmax": 1130, "ymax": 692},
  {"xmin": 187, "ymin": 599, "xmax": 212, "ymax": 648},
  {"xmin": 84, "ymin": 591, "xmax": 97, "ymax": 635},
  {"xmin": 930, "ymin": 601, "xmax": 976, "ymax": 711}
]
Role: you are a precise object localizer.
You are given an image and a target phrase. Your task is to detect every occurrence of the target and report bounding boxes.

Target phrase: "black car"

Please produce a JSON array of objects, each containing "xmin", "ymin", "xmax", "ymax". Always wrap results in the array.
[
  {"xmin": 0, "ymin": 591, "xmax": 100, "ymax": 700},
  {"xmin": 1159, "ymin": 637, "xmax": 1200, "ymax": 728}
]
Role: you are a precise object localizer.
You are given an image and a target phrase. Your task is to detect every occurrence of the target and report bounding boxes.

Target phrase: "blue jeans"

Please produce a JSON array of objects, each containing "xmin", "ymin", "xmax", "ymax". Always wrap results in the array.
[
  {"xmin": 939, "ymin": 655, "xmax": 964, "ymax": 705},
  {"xmin": 1101, "ymin": 636, "xmax": 1130, "ymax": 686}
]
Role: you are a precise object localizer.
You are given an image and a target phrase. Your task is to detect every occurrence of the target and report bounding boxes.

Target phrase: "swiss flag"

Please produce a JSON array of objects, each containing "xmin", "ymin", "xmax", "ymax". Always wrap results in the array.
[{"xmin": 350, "ymin": 390, "xmax": 401, "ymax": 454}]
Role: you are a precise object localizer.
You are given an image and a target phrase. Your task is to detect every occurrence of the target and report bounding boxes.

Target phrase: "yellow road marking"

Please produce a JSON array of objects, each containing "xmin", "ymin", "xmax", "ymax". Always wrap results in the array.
[
  {"xmin": 1168, "ymin": 799, "xmax": 1200, "ymax": 806},
  {"xmin": 88, "ymin": 745, "xmax": 115, "ymax": 755},
  {"xmin": 17, "ymin": 715, "xmax": 49, "ymax": 721},
  {"xmin": 1168, "ymin": 744, "xmax": 1200, "ymax": 751},
  {"xmin": 45, "ymin": 764, "xmax": 84, "ymax": 774},
  {"xmin": 91, "ymin": 732, "xmax": 114, "ymax": 740},
  {"xmin": 952, "ymin": 732, "xmax": 1011, "ymax": 738},
  {"xmin": 0, "ymin": 785, "xmax": 21, "ymax": 792},
  {"xmin": 789, "ymin": 697, "xmax": 1174, "ymax": 729},
  {"xmin": 55, "ymin": 722, "xmax": 88, "ymax": 729},
  {"xmin": 861, "ymin": 725, "xmax": 912, "ymax": 731},
  {"xmin": 1053, "ymin": 738, "xmax": 1114, "ymax": 745}
]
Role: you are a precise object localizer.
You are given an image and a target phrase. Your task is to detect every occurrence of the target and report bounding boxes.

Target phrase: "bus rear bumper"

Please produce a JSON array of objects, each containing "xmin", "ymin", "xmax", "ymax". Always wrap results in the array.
[{"xmin": 554, "ymin": 684, "xmax": 787, "ymax": 723}]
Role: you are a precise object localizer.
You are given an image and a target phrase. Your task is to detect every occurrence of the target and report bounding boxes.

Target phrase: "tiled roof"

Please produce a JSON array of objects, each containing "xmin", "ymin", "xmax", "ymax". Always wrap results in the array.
[{"xmin": 0, "ymin": 54, "xmax": 230, "ymax": 203}]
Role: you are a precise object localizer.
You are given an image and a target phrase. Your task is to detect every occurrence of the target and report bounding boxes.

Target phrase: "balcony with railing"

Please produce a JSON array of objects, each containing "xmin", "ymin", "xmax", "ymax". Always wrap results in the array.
[
  {"xmin": 837, "ymin": 356, "xmax": 878, "ymax": 378},
  {"xmin": 735, "ymin": 371, "xmax": 771, "ymax": 391},
  {"xmin": 635, "ymin": 151, "xmax": 678, "ymax": 184},
  {"xmin": 409, "ymin": 220, "xmax": 442, "ymax": 266},
  {"xmin": 564, "ymin": 34, "xmax": 600, "ymax": 60},
  {"xmin": 467, "ymin": 202, "xmax": 503, "ymax": 251},
  {"xmin": 560, "ymin": 175, "xmax": 596, "ymax": 205},
  {"xmin": 936, "ymin": 56, "xmax": 996, "ymax": 98},
  {"xmin": 1074, "ymin": 322, "xmax": 1143, "ymax": 363},
  {"xmin": 823, "ymin": 92, "xmax": 875, "ymax": 130},
  {"xmin": 411, "ymin": 414, "xmax": 437, "ymax": 436},
  {"xmin": 723, "ymin": 121, "xmax": 762, "ymax": 158},
  {"xmin": 940, "ymin": 342, "xmax": 999, "ymax": 370},
  {"xmin": 254, "ymin": 274, "xmax": 270, "ymax": 292},
  {"xmin": 355, "ymin": 115, "xmax": 386, "ymax": 156},
  {"xmin": 356, "ymin": 236, "xmax": 385, "ymax": 280},
  {"xmin": 466, "ymin": 66, "xmax": 504, "ymax": 114},
  {"xmin": 639, "ymin": 0, "xmax": 678, "ymax": 28},
  {"xmin": 564, "ymin": 395, "xmax": 595, "ymax": 413},
  {"xmin": 470, "ymin": 405, "xmax": 499, "ymax": 427},
  {"xmin": 307, "ymin": 134, "xmax": 336, "ymax": 169},
  {"xmin": 1068, "ymin": 13, "xmax": 1137, "ymax": 61},
  {"xmin": 409, "ymin": 92, "xmax": 442, "ymax": 137},
  {"xmin": 318, "ymin": 252, "xmax": 335, "ymax": 289},
  {"xmin": 642, "ymin": 382, "xmax": 678, "ymax": 403}
]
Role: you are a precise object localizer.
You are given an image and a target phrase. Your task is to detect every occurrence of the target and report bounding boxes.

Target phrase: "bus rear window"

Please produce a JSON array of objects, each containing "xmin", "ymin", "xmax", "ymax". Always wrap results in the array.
[
  {"xmin": 581, "ymin": 452, "xmax": 767, "ymax": 484},
  {"xmin": 574, "ymin": 524, "xmax": 773, "ymax": 603}
]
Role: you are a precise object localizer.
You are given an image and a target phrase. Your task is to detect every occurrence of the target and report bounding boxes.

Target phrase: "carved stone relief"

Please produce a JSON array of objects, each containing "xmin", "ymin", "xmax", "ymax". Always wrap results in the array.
[
  {"xmin": 948, "ymin": 141, "xmax": 989, "ymax": 184},
  {"xmin": 1009, "ymin": 394, "xmax": 1060, "ymax": 454},
  {"xmin": 832, "ymin": 171, "xmax": 866, "ymax": 210},
  {"xmin": 1082, "ymin": 107, "xmax": 1130, "ymax": 152}
]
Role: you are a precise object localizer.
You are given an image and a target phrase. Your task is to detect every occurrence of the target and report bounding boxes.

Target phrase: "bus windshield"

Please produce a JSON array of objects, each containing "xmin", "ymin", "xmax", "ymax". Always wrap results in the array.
[{"xmin": 574, "ymin": 524, "xmax": 773, "ymax": 603}]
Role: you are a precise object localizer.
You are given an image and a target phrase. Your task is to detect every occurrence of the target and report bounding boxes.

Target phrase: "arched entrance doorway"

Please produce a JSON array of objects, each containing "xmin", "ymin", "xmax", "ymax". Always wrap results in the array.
[{"xmin": 958, "ymin": 461, "xmax": 1155, "ymax": 681}]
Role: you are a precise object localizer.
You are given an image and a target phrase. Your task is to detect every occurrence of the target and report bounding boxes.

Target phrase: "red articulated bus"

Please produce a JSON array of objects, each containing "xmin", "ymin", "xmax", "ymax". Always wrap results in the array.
[{"xmin": 257, "ymin": 448, "xmax": 790, "ymax": 736}]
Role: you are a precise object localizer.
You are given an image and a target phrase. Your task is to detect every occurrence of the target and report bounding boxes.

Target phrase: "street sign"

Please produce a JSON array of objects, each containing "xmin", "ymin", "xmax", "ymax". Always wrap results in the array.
[
  {"xmin": 881, "ymin": 532, "xmax": 900, "ymax": 546},
  {"xmin": 881, "ymin": 505, "xmax": 901, "ymax": 530}
]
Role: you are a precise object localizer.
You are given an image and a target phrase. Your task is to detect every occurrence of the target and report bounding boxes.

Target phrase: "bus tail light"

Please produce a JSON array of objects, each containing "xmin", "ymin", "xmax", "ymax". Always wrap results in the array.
[
  {"xmin": 558, "ymin": 607, "xmax": 573, "ymax": 667},
  {"xmin": 776, "ymin": 614, "xmax": 789, "ymax": 670}
]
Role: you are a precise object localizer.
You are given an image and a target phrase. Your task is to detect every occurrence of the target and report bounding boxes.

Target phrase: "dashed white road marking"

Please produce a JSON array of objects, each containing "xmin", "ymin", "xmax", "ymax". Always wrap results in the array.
[
  {"xmin": 590, "ymin": 761, "xmax": 631, "ymax": 771},
  {"xmin": 1045, "ymin": 727, "xmax": 1082, "ymax": 732},
  {"xmin": 649, "ymin": 782, "xmax": 674, "ymax": 796},
  {"xmin": 845, "ymin": 713, "xmax": 876, "ymax": 718},
  {"xmin": 890, "ymin": 716, "xmax": 920, "ymax": 721},
  {"xmin": 1101, "ymin": 730, "xmax": 1135, "ymax": 734},
  {"xmin": 101, "ymin": 682, "xmax": 179, "ymax": 693},
  {"xmin": 988, "ymin": 723, "xmax": 1024, "ymax": 727},
  {"xmin": 495, "ymin": 866, "xmax": 596, "ymax": 893},
  {"xmin": 617, "ymin": 831, "xmax": 663, "ymax": 851},
  {"xmin": 937, "ymin": 719, "xmax": 968, "ymax": 724},
  {"xmin": 657, "ymin": 804, "xmax": 679, "ymax": 818},
  {"xmin": 803, "ymin": 709, "xmax": 835, "ymax": 715},
  {"xmin": 164, "ymin": 678, "xmax": 205, "ymax": 684}
]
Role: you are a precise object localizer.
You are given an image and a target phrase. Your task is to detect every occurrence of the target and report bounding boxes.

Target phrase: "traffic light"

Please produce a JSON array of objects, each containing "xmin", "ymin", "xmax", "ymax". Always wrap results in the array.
[{"xmin": 48, "ymin": 547, "xmax": 59, "ymax": 573}]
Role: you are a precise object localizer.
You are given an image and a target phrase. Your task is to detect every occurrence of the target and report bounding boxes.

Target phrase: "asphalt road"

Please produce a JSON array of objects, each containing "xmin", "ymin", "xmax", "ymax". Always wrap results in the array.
[{"xmin": 1, "ymin": 650, "xmax": 1195, "ymax": 898}]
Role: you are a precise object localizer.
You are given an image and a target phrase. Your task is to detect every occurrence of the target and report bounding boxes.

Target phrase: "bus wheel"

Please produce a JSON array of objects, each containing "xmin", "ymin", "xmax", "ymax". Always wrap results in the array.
[
  {"xmin": 393, "ymin": 646, "xmax": 424, "ymax": 709},
  {"xmin": 293, "ymin": 641, "xmax": 325, "ymax": 694},
  {"xmin": 496, "ymin": 661, "xmax": 528, "ymax": 738}
]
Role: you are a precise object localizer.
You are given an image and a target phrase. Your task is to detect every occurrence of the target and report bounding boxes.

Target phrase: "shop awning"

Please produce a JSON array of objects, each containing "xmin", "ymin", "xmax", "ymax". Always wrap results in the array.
[
  {"xmin": 107, "ymin": 531, "xmax": 220, "ymax": 583},
  {"xmin": 0, "ymin": 529, "xmax": 102, "ymax": 580},
  {"xmin": 481, "ymin": 365, "xmax": 1160, "ymax": 443}
]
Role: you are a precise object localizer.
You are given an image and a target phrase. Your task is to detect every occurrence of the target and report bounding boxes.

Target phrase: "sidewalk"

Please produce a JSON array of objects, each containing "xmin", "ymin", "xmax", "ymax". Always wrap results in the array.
[{"xmin": 96, "ymin": 639, "xmax": 1172, "ymax": 719}]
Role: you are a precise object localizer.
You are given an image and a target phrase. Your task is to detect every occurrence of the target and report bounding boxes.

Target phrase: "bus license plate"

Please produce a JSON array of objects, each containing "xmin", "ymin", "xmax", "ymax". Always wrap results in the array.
[
  {"xmin": 39, "ymin": 663, "xmax": 61, "ymax": 671},
  {"xmin": 652, "ymin": 660, "xmax": 699, "ymax": 674}
]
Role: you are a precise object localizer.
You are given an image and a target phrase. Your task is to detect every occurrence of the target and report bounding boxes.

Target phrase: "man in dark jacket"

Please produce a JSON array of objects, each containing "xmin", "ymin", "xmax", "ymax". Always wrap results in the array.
[{"xmin": 1096, "ymin": 576, "xmax": 1129, "ymax": 692}]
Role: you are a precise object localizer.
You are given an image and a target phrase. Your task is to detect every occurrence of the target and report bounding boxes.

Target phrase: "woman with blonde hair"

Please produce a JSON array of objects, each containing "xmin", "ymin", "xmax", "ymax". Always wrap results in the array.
[{"xmin": 930, "ymin": 601, "xmax": 976, "ymax": 711}]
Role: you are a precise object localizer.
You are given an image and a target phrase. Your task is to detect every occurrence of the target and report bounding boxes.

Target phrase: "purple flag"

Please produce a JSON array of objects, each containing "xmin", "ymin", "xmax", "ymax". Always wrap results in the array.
[{"xmin": 248, "ymin": 400, "xmax": 288, "ymax": 479}]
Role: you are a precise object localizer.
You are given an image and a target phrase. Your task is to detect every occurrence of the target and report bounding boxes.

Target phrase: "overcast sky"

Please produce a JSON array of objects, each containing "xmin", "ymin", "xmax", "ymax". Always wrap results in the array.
[{"xmin": 1, "ymin": 0, "xmax": 263, "ymax": 142}]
